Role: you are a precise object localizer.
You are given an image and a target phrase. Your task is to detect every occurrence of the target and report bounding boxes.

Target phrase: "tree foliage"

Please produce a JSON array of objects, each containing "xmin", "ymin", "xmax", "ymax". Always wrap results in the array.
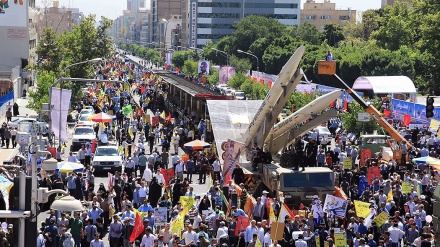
[{"xmin": 339, "ymin": 99, "xmax": 383, "ymax": 135}]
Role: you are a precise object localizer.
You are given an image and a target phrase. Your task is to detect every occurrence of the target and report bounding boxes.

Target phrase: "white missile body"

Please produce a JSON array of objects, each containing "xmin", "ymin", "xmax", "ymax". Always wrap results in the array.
[
  {"xmin": 265, "ymin": 90, "xmax": 343, "ymax": 144},
  {"xmin": 242, "ymin": 45, "xmax": 306, "ymax": 147}
]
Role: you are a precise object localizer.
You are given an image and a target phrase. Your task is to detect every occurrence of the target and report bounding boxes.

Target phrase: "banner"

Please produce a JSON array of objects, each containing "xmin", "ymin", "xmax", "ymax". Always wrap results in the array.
[
  {"xmin": 334, "ymin": 233, "xmax": 346, "ymax": 247},
  {"xmin": 161, "ymin": 168, "xmax": 175, "ymax": 186},
  {"xmin": 235, "ymin": 215, "xmax": 250, "ymax": 237},
  {"xmin": 402, "ymin": 181, "xmax": 412, "ymax": 194},
  {"xmin": 367, "ymin": 166, "xmax": 380, "ymax": 185},
  {"xmin": 50, "ymin": 87, "xmax": 72, "ymax": 142},
  {"xmin": 391, "ymin": 99, "xmax": 414, "ymax": 117},
  {"xmin": 222, "ymin": 139, "xmax": 243, "ymax": 185},
  {"xmin": 170, "ymin": 213, "xmax": 184, "ymax": 235},
  {"xmin": 323, "ymin": 194, "xmax": 348, "ymax": 218},
  {"xmin": 180, "ymin": 196, "xmax": 196, "ymax": 215},
  {"xmin": 198, "ymin": 60, "xmax": 210, "ymax": 75},
  {"xmin": 278, "ymin": 203, "xmax": 295, "ymax": 222},
  {"xmin": 360, "ymin": 148, "xmax": 372, "ymax": 166},
  {"xmin": 430, "ymin": 119, "xmax": 440, "ymax": 132},
  {"xmin": 165, "ymin": 52, "xmax": 172, "ymax": 66},
  {"xmin": 354, "ymin": 200, "xmax": 370, "ymax": 218},
  {"xmin": 343, "ymin": 158, "xmax": 352, "ymax": 170},
  {"xmin": 219, "ymin": 66, "xmax": 235, "ymax": 85}
]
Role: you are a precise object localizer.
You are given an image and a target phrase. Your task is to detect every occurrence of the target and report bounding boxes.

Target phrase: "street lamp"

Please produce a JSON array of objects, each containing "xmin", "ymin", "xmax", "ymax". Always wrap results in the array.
[
  {"xmin": 237, "ymin": 49, "xmax": 259, "ymax": 72},
  {"xmin": 51, "ymin": 58, "xmax": 102, "ymax": 148},
  {"xmin": 211, "ymin": 48, "xmax": 230, "ymax": 66}
]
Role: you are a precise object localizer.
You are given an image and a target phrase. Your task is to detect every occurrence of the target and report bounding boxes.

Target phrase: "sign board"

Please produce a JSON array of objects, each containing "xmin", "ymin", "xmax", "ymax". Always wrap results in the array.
[
  {"xmin": 153, "ymin": 207, "xmax": 168, "ymax": 226},
  {"xmin": 334, "ymin": 233, "xmax": 347, "ymax": 247},
  {"xmin": 358, "ymin": 113, "xmax": 370, "ymax": 122},
  {"xmin": 270, "ymin": 222, "xmax": 285, "ymax": 240},
  {"xmin": 343, "ymin": 158, "xmax": 352, "ymax": 170},
  {"xmin": 17, "ymin": 132, "xmax": 29, "ymax": 146},
  {"xmin": 373, "ymin": 212, "xmax": 389, "ymax": 226}
]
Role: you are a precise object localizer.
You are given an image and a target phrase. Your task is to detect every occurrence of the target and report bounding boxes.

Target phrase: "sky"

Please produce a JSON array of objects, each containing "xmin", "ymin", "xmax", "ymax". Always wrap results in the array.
[{"xmin": 36, "ymin": 0, "xmax": 381, "ymax": 21}]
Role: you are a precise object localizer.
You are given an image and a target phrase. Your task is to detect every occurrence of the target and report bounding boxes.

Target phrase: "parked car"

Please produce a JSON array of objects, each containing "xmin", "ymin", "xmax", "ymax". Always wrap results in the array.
[
  {"xmin": 306, "ymin": 126, "xmax": 332, "ymax": 145},
  {"xmin": 92, "ymin": 146, "xmax": 123, "ymax": 173},
  {"xmin": 71, "ymin": 126, "xmax": 95, "ymax": 151}
]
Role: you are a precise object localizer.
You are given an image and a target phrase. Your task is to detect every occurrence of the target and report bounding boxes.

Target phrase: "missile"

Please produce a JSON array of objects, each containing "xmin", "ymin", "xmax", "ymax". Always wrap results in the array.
[
  {"xmin": 242, "ymin": 45, "xmax": 306, "ymax": 147},
  {"xmin": 265, "ymin": 89, "xmax": 343, "ymax": 144}
]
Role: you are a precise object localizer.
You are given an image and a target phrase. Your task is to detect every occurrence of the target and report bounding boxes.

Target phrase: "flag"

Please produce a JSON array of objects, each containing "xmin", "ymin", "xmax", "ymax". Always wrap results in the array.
[
  {"xmin": 354, "ymin": 200, "xmax": 371, "ymax": 218},
  {"xmin": 109, "ymin": 204, "xmax": 115, "ymax": 220},
  {"xmin": 387, "ymin": 188, "xmax": 393, "ymax": 202},
  {"xmin": 279, "ymin": 203, "xmax": 295, "ymax": 222},
  {"xmin": 343, "ymin": 101, "xmax": 348, "ymax": 111},
  {"xmin": 160, "ymin": 111, "xmax": 166, "ymax": 119},
  {"xmin": 384, "ymin": 109, "xmax": 391, "ymax": 118},
  {"xmin": 180, "ymin": 196, "xmax": 196, "ymax": 215},
  {"xmin": 171, "ymin": 213, "xmax": 184, "ymax": 236},
  {"xmin": 122, "ymin": 105, "xmax": 133, "ymax": 115},
  {"xmin": 266, "ymin": 198, "xmax": 277, "ymax": 224},
  {"xmin": 130, "ymin": 211, "xmax": 144, "ymax": 242},
  {"xmin": 256, "ymin": 237, "xmax": 263, "ymax": 247},
  {"xmin": 244, "ymin": 196, "xmax": 255, "ymax": 217},
  {"xmin": 128, "ymin": 127, "xmax": 134, "ymax": 137},
  {"xmin": 166, "ymin": 113, "xmax": 172, "ymax": 121},
  {"xmin": 161, "ymin": 168, "xmax": 175, "ymax": 186},
  {"xmin": 107, "ymin": 172, "xmax": 114, "ymax": 190},
  {"xmin": 221, "ymin": 191, "xmax": 229, "ymax": 208},
  {"xmin": 125, "ymin": 146, "xmax": 129, "ymax": 157},
  {"xmin": 226, "ymin": 198, "xmax": 232, "ymax": 217},
  {"xmin": 403, "ymin": 114, "xmax": 411, "ymax": 126}
]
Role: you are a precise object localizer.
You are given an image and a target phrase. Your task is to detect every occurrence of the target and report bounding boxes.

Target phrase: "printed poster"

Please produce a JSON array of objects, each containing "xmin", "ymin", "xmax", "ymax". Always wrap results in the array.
[
  {"xmin": 219, "ymin": 66, "xmax": 235, "ymax": 85},
  {"xmin": 367, "ymin": 166, "xmax": 381, "ymax": 185},
  {"xmin": 222, "ymin": 139, "xmax": 243, "ymax": 184},
  {"xmin": 153, "ymin": 207, "xmax": 168, "ymax": 226},
  {"xmin": 323, "ymin": 194, "xmax": 348, "ymax": 218},
  {"xmin": 198, "ymin": 60, "xmax": 210, "ymax": 75}
]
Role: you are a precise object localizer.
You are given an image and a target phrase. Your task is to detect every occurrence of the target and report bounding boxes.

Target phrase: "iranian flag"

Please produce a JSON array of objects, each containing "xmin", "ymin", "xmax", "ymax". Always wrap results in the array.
[
  {"xmin": 130, "ymin": 210, "xmax": 144, "ymax": 242},
  {"xmin": 278, "ymin": 203, "xmax": 295, "ymax": 222}
]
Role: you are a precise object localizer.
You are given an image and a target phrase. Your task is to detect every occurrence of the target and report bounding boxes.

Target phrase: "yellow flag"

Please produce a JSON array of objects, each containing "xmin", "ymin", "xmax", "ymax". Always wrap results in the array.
[
  {"xmin": 180, "ymin": 196, "xmax": 196, "ymax": 215},
  {"xmin": 119, "ymin": 146, "xmax": 123, "ymax": 153},
  {"xmin": 269, "ymin": 204, "xmax": 277, "ymax": 225},
  {"xmin": 170, "ymin": 214, "xmax": 184, "ymax": 237},
  {"xmin": 109, "ymin": 205, "xmax": 115, "ymax": 220},
  {"xmin": 387, "ymin": 189, "xmax": 393, "ymax": 203},
  {"xmin": 160, "ymin": 111, "xmax": 166, "ymax": 119},
  {"xmin": 125, "ymin": 146, "xmax": 129, "ymax": 157},
  {"xmin": 256, "ymin": 237, "xmax": 262, "ymax": 247},
  {"xmin": 354, "ymin": 200, "xmax": 370, "ymax": 218},
  {"xmin": 128, "ymin": 127, "xmax": 134, "ymax": 137}
]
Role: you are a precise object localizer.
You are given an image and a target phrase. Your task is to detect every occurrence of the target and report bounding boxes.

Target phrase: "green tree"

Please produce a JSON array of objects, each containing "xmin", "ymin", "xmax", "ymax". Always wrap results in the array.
[
  {"xmin": 292, "ymin": 23, "xmax": 324, "ymax": 45},
  {"xmin": 35, "ymin": 28, "xmax": 63, "ymax": 73},
  {"xmin": 262, "ymin": 34, "xmax": 302, "ymax": 74},
  {"xmin": 285, "ymin": 92, "xmax": 318, "ymax": 113},
  {"xmin": 323, "ymin": 23, "xmax": 345, "ymax": 47},
  {"xmin": 27, "ymin": 71, "xmax": 55, "ymax": 113},
  {"xmin": 229, "ymin": 55, "xmax": 252, "ymax": 74},
  {"xmin": 227, "ymin": 73, "xmax": 248, "ymax": 89},
  {"xmin": 172, "ymin": 51, "xmax": 190, "ymax": 68},
  {"xmin": 182, "ymin": 60, "xmax": 199, "ymax": 77},
  {"xmin": 339, "ymin": 99, "xmax": 383, "ymax": 135}
]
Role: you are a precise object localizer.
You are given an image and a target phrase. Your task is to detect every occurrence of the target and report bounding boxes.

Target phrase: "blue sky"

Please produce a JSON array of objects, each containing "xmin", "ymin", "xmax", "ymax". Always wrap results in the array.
[{"xmin": 36, "ymin": 0, "xmax": 381, "ymax": 21}]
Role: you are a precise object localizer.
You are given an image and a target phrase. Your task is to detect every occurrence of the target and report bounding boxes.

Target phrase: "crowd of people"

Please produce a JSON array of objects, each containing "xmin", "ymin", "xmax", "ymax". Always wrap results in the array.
[{"xmin": 31, "ymin": 50, "xmax": 439, "ymax": 247}]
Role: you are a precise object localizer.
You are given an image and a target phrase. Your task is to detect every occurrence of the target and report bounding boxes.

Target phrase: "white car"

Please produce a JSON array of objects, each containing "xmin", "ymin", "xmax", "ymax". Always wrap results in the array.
[
  {"xmin": 71, "ymin": 126, "xmax": 95, "ymax": 150},
  {"xmin": 8, "ymin": 118, "xmax": 48, "ymax": 134},
  {"xmin": 308, "ymin": 126, "xmax": 332, "ymax": 145},
  {"xmin": 92, "ymin": 146, "xmax": 123, "ymax": 173},
  {"xmin": 77, "ymin": 114, "xmax": 93, "ymax": 124}
]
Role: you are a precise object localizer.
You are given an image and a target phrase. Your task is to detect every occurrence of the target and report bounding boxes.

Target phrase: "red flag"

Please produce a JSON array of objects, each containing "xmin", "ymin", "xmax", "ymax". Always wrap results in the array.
[
  {"xmin": 329, "ymin": 101, "xmax": 335, "ymax": 108},
  {"xmin": 166, "ymin": 113, "xmax": 172, "ymax": 121},
  {"xmin": 343, "ymin": 101, "xmax": 348, "ymax": 111},
  {"xmin": 403, "ymin": 114, "xmax": 411, "ymax": 126},
  {"xmin": 175, "ymin": 67, "xmax": 180, "ymax": 73},
  {"xmin": 161, "ymin": 168, "xmax": 175, "ymax": 186},
  {"xmin": 234, "ymin": 215, "xmax": 250, "ymax": 237},
  {"xmin": 299, "ymin": 203, "xmax": 305, "ymax": 209},
  {"xmin": 384, "ymin": 109, "xmax": 391, "ymax": 118},
  {"xmin": 129, "ymin": 212, "xmax": 144, "ymax": 242},
  {"xmin": 224, "ymin": 173, "xmax": 231, "ymax": 186}
]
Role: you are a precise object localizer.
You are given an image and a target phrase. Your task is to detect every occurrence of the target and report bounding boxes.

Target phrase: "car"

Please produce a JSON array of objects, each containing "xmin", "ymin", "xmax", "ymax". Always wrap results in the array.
[
  {"xmin": 77, "ymin": 114, "xmax": 93, "ymax": 124},
  {"xmin": 79, "ymin": 109, "xmax": 93, "ymax": 117},
  {"xmin": 233, "ymin": 90, "xmax": 246, "ymax": 100},
  {"xmin": 71, "ymin": 126, "xmax": 95, "ymax": 150},
  {"xmin": 8, "ymin": 118, "xmax": 49, "ymax": 134},
  {"xmin": 85, "ymin": 106, "xmax": 95, "ymax": 114},
  {"xmin": 307, "ymin": 126, "xmax": 332, "ymax": 145},
  {"xmin": 92, "ymin": 146, "xmax": 123, "ymax": 173}
]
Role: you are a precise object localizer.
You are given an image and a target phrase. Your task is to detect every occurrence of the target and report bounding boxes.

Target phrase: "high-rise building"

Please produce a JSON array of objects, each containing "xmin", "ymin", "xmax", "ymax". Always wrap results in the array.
[
  {"xmin": 149, "ymin": 0, "xmax": 182, "ymax": 43},
  {"xmin": 301, "ymin": 0, "xmax": 356, "ymax": 30},
  {"xmin": 381, "ymin": 0, "xmax": 411, "ymax": 8},
  {"xmin": 182, "ymin": 0, "xmax": 300, "ymax": 48},
  {"xmin": 127, "ymin": 0, "xmax": 146, "ymax": 12}
]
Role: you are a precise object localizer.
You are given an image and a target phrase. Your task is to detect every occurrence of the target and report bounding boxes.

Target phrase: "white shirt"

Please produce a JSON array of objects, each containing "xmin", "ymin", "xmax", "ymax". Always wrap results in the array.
[
  {"xmin": 172, "ymin": 155, "xmax": 179, "ymax": 165},
  {"xmin": 139, "ymin": 187, "xmax": 148, "ymax": 198},
  {"xmin": 155, "ymin": 173, "xmax": 165, "ymax": 184},
  {"xmin": 140, "ymin": 234, "xmax": 156, "ymax": 247},
  {"xmin": 213, "ymin": 160, "xmax": 221, "ymax": 172},
  {"xmin": 295, "ymin": 239, "xmax": 307, "ymax": 247},
  {"xmin": 67, "ymin": 155, "xmax": 78, "ymax": 162},
  {"xmin": 90, "ymin": 239, "xmax": 105, "ymax": 247},
  {"xmin": 388, "ymin": 226, "xmax": 404, "ymax": 243},
  {"xmin": 217, "ymin": 227, "xmax": 228, "ymax": 239},
  {"xmin": 264, "ymin": 232, "xmax": 272, "ymax": 247},
  {"xmin": 143, "ymin": 168, "xmax": 152, "ymax": 182},
  {"xmin": 37, "ymin": 233, "xmax": 46, "ymax": 247},
  {"xmin": 176, "ymin": 162, "xmax": 184, "ymax": 173},
  {"xmin": 183, "ymin": 230, "xmax": 197, "ymax": 245}
]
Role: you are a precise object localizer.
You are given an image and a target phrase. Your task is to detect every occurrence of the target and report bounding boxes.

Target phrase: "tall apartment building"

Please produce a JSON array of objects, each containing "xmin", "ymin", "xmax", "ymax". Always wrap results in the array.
[
  {"xmin": 149, "ymin": 0, "xmax": 182, "ymax": 43},
  {"xmin": 182, "ymin": 0, "xmax": 300, "ymax": 48},
  {"xmin": 301, "ymin": 0, "xmax": 355, "ymax": 30},
  {"xmin": 127, "ymin": 0, "xmax": 146, "ymax": 12}
]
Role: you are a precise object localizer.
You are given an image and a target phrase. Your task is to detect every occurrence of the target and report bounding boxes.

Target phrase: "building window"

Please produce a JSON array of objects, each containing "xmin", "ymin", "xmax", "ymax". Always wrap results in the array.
[
  {"xmin": 320, "ymin": 16, "xmax": 331, "ymax": 20},
  {"xmin": 197, "ymin": 23, "xmax": 233, "ymax": 29},
  {"xmin": 304, "ymin": 15, "xmax": 316, "ymax": 20},
  {"xmin": 339, "ymin": 15, "xmax": 350, "ymax": 20},
  {"xmin": 198, "ymin": 13, "xmax": 240, "ymax": 18}
]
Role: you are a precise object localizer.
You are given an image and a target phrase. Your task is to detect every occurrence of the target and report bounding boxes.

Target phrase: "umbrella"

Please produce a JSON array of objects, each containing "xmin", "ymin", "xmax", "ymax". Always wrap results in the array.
[
  {"xmin": 56, "ymin": 162, "xmax": 84, "ymax": 173},
  {"xmin": 412, "ymin": 156, "xmax": 440, "ymax": 165},
  {"xmin": 87, "ymin": 112, "xmax": 115, "ymax": 123},
  {"xmin": 184, "ymin": 139, "xmax": 211, "ymax": 150}
]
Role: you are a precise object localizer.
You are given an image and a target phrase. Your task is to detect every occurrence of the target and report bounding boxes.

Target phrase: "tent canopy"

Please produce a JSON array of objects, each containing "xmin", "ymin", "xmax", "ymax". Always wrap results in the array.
[{"xmin": 353, "ymin": 76, "xmax": 416, "ymax": 94}]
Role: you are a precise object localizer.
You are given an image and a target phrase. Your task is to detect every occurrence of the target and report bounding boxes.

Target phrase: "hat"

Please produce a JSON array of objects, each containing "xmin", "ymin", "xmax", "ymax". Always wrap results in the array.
[
  {"xmin": 262, "ymin": 190, "xmax": 269, "ymax": 194},
  {"xmin": 123, "ymin": 217, "xmax": 131, "ymax": 222},
  {"xmin": 220, "ymin": 221, "xmax": 225, "ymax": 225},
  {"xmin": 421, "ymin": 195, "xmax": 426, "ymax": 200},
  {"xmin": 368, "ymin": 234, "xmax": 374, "ymax": 240}
]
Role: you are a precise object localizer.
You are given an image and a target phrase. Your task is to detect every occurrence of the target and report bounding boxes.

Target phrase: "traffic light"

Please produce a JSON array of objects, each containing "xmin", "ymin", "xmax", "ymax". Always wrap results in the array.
[{"xmin": 426, "ymin": 96, "xmax": 434, "ymax": 118}]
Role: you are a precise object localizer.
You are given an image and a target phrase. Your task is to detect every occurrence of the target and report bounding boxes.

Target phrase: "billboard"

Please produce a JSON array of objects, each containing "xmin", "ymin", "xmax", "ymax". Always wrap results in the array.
[
  {"xmin": 198, "ymin": 60, "xmax": 210, "ymax": 75},
  {"xmin": 165, "ymin": 52, "xmax": 172, "ymax": 66},
  {"xmin": 219, "ymin": 66, "xmax": 235, "ymax": 85},
  {"xmin": 0, "ymin": 0, "xmax": 27, "ymax": 27}
]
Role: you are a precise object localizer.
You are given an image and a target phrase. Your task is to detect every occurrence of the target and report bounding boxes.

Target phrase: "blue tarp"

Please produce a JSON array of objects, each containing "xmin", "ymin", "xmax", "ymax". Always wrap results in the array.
[{"xmin": 0, "ymin": 91, "xmax": 14, "ymax": 107}]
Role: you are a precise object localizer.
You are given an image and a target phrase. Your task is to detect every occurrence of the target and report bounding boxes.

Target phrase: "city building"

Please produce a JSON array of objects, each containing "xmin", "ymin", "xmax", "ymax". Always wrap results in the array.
[
  {"xmin": 150, "ymin": 0, "xmax": 182, "ymax": 44},
  {"xmin": 183, "ymin": 0, "xmax": 301, "ymax": 48},
  {"xmin": 381, "ymin": 0, "xmax": 411, "ymax": 8},
  {"xmin": 300, "ymin": 0, "xmax": 356, "ymax": 30},
  {"xmin": 128, "ymin": 0, "xmax": 146, "ymax": 12}
]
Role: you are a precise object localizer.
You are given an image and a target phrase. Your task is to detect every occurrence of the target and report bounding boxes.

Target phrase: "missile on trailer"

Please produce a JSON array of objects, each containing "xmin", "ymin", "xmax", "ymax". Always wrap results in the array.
[
  {"xmin": 242, "ymin": 45, "xmax": 306, "ymax": 147},
  {"xmin": 265, "ymin": 89, "xmax": 343, "ymax": 144}
]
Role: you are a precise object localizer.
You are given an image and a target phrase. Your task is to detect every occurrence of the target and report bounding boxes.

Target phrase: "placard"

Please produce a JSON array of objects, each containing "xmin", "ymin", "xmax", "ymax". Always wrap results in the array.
[
  {"xmin": 334, "ymin": 233, "xmax": 346, "ymax": 247},
  {"xmin": 270, "ymin": 222, "xmax": 285, "ymax": 240},
  {"xmin": 343, "ymin": 158, "xmax": 352, "ymax": 170},
  {"xmin": 315, "ymin": 236, "xmax": 320, "ymax": 247},
  {"xmin": 402, "ymin": 181, "xmax": 412, "ymax": 194},
  {"xmin": 153, "ymin": 207, "xmax": 168, "ymax": 226},
  {"xmin": 373, "ymin": 212, "xmax": 389, "ymax": 226}
]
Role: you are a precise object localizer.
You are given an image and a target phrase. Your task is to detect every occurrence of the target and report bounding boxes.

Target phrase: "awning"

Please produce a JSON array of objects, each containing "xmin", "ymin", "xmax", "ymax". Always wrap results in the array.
[{"xmin": 353, "ymin": 76, "xmax": 416, "ymax": 94}]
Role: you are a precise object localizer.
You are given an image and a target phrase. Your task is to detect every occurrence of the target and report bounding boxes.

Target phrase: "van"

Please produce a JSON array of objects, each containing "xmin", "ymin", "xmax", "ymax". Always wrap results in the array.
[{"xmin": 233, "ymin": 90, "xmax": 246, "ymax": 100}]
